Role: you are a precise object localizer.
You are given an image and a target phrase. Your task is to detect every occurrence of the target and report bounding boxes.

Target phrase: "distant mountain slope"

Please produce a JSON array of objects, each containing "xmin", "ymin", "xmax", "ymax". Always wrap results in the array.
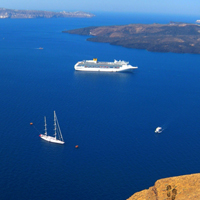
[
  {"xmin": 0, "ymin": 8, "xmax": 95, "ymax": 18},
  {"xmin": 64, "ymin": 22, "xmax": 200, "ymax": 54}
]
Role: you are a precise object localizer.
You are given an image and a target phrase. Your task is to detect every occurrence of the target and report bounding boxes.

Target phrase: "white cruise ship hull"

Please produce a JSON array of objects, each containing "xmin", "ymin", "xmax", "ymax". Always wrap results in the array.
[
  {"xmin": 39, "ymin": 134, "xmax": 65, "ymax": 144},
  {"xmin": 75, "ymin": 66, "xmax": 137, "ymax": 72},
  {"xmin": 74, "ymin": 59, "xmax": 138, "ymax": 72}
]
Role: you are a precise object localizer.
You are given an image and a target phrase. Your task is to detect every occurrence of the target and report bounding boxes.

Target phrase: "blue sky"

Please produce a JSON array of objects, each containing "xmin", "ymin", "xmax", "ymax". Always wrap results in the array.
[{"xmin": 1, "ymin": 0, "xmax": 199, "ymax": 15}]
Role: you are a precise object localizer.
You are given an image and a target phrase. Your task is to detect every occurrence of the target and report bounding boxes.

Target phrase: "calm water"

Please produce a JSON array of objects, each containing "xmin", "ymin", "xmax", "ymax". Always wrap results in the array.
[{"xmin": 0, "ymin": 13, "xmax": 200, "ymax": 200}]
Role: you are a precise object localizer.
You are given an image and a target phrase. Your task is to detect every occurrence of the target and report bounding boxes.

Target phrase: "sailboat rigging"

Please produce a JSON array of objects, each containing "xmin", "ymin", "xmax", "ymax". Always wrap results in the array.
[{"xmin": 39, "ymin": 111, "xmax": 65, "ymax": 144}]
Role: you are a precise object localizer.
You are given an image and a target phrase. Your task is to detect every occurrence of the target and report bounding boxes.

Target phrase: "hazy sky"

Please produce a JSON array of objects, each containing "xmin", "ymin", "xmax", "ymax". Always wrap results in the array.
[{"xmin": 1, "ymin": 0, "xmax": 200, "ymax": 15}]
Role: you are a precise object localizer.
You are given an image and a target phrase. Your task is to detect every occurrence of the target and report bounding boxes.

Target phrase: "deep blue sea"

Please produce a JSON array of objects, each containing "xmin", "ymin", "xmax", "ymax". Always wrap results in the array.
[{"xmin": 0, "ymin": 12, "xmax": 200, "ymax": 200}]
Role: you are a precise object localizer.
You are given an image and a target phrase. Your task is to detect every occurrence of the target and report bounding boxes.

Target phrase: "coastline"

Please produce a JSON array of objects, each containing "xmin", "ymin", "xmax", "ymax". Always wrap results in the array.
[{"xmin": 64, "ymin": 22, "xmax": 200, "ymax": 54}]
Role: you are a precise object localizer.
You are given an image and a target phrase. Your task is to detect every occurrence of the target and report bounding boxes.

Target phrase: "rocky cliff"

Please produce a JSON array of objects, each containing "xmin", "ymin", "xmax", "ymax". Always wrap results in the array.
[{"xmin": 127, "ymin": 173, "xmax": 200, "ymax": 200}]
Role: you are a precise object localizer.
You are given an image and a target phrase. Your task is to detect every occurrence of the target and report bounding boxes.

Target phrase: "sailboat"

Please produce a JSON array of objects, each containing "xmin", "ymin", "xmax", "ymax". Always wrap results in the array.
[{"xmin": 39, "ymin": 111, "xmax": 65, "ymax": 144}]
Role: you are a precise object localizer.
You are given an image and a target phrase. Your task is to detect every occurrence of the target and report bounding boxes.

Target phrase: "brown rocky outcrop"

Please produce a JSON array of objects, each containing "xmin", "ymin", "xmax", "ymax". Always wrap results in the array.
[{"xmin": 127, "ymin": 173, "xmax": 200, "ymax": 200}]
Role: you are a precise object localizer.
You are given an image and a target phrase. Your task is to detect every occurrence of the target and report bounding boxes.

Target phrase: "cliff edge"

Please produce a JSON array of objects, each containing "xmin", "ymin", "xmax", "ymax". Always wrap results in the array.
[{"xmin": 127, "ymin": 173, "xmax": 200, "ymax": 200}]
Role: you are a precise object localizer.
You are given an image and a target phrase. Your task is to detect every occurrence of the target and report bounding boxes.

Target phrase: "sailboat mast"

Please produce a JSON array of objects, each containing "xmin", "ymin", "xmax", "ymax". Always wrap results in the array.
[
  {"xmin": 56, "ymin": 115, "xmax": 64, "ymax": 142},
  {"xmin": 44, "ymin": 116, "xmax": 47, "ymax": 135},
  {"xmin": 54, "ymin": 111, "xmax": 57, "ymax": 138}
]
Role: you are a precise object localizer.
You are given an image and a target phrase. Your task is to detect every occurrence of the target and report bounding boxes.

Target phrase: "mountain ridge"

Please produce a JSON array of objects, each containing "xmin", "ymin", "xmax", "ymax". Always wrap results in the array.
[{"xmin": 0, "ymin": 8, "xmax": 94, "ymax": 18}]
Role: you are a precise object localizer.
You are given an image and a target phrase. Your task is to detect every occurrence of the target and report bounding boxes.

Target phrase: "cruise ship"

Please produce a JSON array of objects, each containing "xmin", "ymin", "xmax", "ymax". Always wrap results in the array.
[{"xmin": 74, "ymin": 58, "xmax": 138, "ymax": 72}]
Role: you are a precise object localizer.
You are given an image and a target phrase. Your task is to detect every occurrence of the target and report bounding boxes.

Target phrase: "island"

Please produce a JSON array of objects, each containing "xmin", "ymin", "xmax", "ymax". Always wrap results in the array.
[
  {"xmin": 0, "ymin": 8, "xmax": 94, "ymax": 18},
  {"xmin": 64, "ymin": 22, "xmax": 200, "ymax": 54}
]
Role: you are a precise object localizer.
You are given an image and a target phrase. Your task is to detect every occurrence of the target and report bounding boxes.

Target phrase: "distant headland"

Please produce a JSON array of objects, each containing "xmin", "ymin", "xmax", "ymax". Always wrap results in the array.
[
  {"xmin": 64, "ymin": 22, "xmax": 200, "ymax": 54},
  {"xmin": 0, "ymin": 8, "xmax": 95, "ymax": 18}
]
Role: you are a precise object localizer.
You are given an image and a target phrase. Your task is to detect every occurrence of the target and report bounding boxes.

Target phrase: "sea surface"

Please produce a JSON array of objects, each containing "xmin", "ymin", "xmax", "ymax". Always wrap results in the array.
[{"xmin": 0, "ymin": 12, "xmax": 200, "ymax": 200}]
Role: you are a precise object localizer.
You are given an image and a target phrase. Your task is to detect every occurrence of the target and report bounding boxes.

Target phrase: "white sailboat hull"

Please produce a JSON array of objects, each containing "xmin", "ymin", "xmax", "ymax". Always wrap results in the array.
[{"xmin": 40, "ymin": 134, "xmax": 65, "ymax": 144}]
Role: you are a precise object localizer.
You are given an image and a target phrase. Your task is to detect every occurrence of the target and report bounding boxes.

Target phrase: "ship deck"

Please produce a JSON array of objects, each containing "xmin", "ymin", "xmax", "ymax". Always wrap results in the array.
[{"xmin": 78, "ymin": 61, "xmax": 122, "ymax": 68}]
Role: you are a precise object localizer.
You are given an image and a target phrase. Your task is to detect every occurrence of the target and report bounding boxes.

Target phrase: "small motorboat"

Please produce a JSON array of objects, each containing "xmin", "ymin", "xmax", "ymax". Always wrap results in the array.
[{"xmin": 155, "ymin": 127, "xmax": 163, "ymax": 133}]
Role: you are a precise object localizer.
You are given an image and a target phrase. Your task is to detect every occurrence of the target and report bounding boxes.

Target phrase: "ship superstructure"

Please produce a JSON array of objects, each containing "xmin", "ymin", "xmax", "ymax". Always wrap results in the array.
[{"xmin": 74, "ymin": 58, "xmax": 138, "ymax": 72}]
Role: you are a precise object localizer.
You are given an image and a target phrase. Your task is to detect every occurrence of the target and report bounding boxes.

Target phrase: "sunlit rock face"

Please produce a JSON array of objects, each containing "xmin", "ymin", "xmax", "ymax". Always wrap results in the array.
[{"xmin": 127, "ymin": 173, "xmax": 200, "ymax": 200}]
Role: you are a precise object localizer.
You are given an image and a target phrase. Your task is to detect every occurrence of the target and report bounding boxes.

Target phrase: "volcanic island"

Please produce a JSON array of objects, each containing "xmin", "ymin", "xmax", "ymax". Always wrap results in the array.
[{"xmin": 64, "ymin": 22, "xmax": 200, "ymax": 54}]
